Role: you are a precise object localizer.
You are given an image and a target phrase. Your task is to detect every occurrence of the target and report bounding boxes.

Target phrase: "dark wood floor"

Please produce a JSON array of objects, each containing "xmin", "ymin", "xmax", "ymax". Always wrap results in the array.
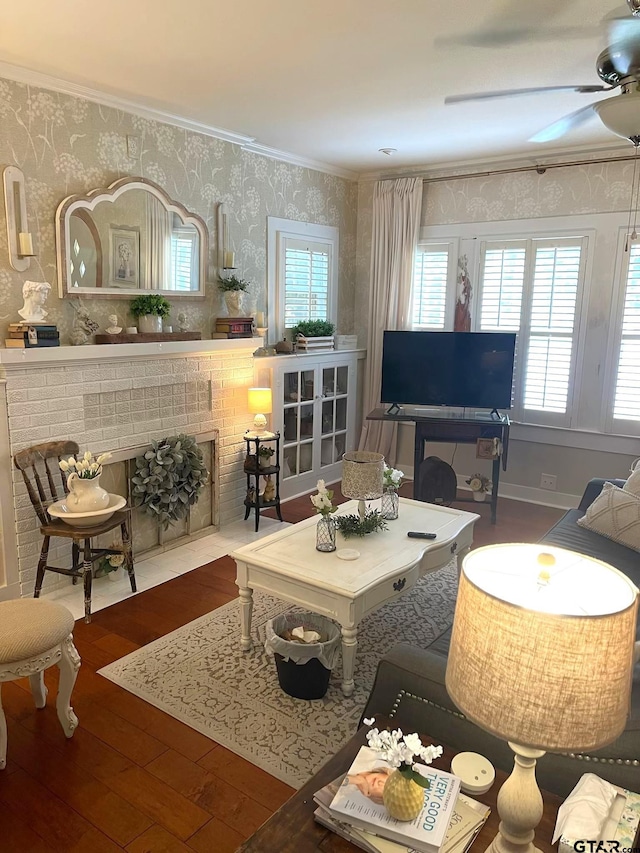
[{"xmin": 0, "ymin": 488, "xmax": 563, "ymax": 852}]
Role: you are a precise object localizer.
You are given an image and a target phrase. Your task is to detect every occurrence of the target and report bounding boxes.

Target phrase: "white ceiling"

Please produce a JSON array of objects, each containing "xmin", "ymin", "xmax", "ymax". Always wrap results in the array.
[{"xmin": 0, "ymin": 0, "xmax": 635, "ymax": 176}]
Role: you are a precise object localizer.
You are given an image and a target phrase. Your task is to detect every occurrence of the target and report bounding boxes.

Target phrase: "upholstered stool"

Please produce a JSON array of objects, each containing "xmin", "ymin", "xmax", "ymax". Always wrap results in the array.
[{"xmin": 0, "ymin": 599, "xmax": 81, "ymax": 769}]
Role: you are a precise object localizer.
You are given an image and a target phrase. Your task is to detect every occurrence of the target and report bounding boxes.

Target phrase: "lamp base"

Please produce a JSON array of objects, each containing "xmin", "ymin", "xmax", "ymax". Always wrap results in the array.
[{"xmin": 485, "ymin": 743, "xmax": 545, "ymax": 853}]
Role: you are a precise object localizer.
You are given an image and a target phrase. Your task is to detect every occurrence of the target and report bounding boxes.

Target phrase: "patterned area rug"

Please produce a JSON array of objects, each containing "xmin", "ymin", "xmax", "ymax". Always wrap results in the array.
[{"xmin": 99, "ymin": 561, "xmax": 458, "ymax": 788}]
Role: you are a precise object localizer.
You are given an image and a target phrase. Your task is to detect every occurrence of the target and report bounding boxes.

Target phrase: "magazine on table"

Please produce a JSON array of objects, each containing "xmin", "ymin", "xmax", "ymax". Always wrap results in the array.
[
  {"xmin": 315, "ymin": 754, "xmax": 487, "ymax": 853},
  {"xmin": 315, "ymin": 796, "xmax": 490, "ymax": 853},
  {"xmin": 327, "ymin": 746, "xmax": 461, "ymax": 853}
]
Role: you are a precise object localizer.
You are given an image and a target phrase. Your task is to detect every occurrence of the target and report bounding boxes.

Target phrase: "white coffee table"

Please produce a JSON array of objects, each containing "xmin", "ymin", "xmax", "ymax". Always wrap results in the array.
[{"xmin": 231, "ymin": 498, "xmax": 479, "ymax": 696}]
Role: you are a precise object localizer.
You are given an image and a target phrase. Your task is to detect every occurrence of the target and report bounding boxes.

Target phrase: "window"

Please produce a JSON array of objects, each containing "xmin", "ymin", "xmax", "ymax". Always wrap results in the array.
[
  {"xmin": 411, "ymin": 243, "xmax": 451, "ymax": 329},
  {"xmin": 478, "ymin": 237, "xmax": 585, "ymax": 425},
  {"xmin": 267, "ymin": 217, "xmax": 338, "ymax": 340},
  {"xmin": 170, "ymin": 229, "xmax": 197, "ymax": 291},
  {"xmin": 283, "ymin": 237, "xmax": 330, "ymax": 327},
  {"xmin": 612, "ymin": 243, "xmax": 640, "ymax": 425}
]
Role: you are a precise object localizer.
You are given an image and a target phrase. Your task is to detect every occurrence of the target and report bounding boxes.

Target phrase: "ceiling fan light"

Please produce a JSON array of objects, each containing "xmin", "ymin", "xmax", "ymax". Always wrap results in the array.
[
  {"xmin": 594, "ymin": 94, "xmax": 640, "ymax": 143},
  {"xmin": 627, "ymin": 0, "xmax": 640, "ymax": 17}
]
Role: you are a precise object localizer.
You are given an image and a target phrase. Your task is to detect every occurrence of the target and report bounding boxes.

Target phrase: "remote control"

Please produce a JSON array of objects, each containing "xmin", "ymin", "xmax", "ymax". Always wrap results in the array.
[{"xmin": 407, "ymin": 531, "xmax": 437, "ymax": 539}]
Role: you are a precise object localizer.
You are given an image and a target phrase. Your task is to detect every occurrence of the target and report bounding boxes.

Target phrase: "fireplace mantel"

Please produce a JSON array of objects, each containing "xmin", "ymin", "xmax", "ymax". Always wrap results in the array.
[
  {"xmin": 0, "ymin": 337, "xmax": 261, "ymax": 369},
  {"xmin": 0, "ymin": 337, "xmax": 260, "ymax": 601}
]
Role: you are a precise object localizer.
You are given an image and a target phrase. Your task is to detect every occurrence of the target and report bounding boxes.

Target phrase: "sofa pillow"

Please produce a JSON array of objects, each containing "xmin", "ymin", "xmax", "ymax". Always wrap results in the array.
[
  {"xmin": 577, "ymin": 482, "xmax": 640, "ymax": 553},
  {"xmin": 623, "ymin": 458, "xmax": 640, "ymax": 499}
]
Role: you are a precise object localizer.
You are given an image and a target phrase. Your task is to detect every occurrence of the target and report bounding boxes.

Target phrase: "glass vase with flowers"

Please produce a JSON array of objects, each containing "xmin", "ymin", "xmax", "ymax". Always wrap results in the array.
[
  {"xmin": 310, "ymin": 479, "xmax": 338, "ymax": 552},
  {"xmin": 381, "ymin": 464, "xmax": 404, "ymax": 520}
]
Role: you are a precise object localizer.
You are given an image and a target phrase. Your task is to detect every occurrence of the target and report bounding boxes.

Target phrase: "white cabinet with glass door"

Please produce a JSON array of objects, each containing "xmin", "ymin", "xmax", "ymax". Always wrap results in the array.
[{"xmin": 254, "ymin": 351, "xmax": 362, "ymax": 500}]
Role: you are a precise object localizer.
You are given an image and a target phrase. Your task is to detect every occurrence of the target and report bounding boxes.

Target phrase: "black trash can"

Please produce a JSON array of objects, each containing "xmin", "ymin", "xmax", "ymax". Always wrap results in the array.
[
  {"xmin": 274, "ymin": 653, "xmax": 331, "ymax": 700},
  {"xmin": 265, "ymin": 613, "xmax": 341, "ymax": 700}
]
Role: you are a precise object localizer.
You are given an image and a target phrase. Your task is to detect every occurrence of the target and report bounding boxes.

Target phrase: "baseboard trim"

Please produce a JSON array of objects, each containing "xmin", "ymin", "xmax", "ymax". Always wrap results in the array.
[{"xmin": 401, "ymin": 465, "xmax": 578, "ymax": 511}]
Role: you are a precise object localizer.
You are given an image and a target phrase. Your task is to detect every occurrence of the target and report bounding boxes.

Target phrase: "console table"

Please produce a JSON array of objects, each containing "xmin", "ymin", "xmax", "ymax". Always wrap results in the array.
[
  {"xmin": 237, "ymin": 715, "xmax": 561, "ymax": 853},
  {"xmin": 367, "ymin": 408, "xmax": 510, "ymax": 524}
]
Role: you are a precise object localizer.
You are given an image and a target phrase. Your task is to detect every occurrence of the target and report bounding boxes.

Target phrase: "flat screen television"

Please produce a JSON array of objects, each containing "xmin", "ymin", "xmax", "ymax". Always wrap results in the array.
[{"xmin": 380, "ymin": 331, "xmax": 516, "ymax": 410}]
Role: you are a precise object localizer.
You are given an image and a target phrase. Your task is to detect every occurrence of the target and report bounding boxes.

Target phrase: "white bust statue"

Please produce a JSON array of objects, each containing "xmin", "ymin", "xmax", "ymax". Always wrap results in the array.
[
  {"xmin": 106, "ymin": 314, "xmax": 122, "ymax": 334},
  {"xmin": 18, "ymin": 280, "xmax": 51, "ymax": 323}
]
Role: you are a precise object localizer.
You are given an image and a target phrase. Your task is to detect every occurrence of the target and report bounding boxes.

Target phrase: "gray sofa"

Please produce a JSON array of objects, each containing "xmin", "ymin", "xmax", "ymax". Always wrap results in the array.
[{"xmin": 361, "ymin": 478, "xmax": 640, "ymax": 798}]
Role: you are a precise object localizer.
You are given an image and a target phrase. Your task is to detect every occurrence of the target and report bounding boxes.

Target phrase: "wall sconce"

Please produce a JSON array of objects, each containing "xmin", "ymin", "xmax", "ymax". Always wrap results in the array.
[
  {"xmin": 3, "ymin": 166, "xmax": 36, "ymax": 271},
  {"xmin": 217, "ymin": 202, "xmax": 236, "ymax": 273}
]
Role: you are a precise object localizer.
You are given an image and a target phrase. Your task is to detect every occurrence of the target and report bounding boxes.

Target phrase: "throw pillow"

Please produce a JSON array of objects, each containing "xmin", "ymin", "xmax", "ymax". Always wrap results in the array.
[
  {"xmin": 623, "ymin": 458, "xmax": 640, "ymax": 499},
  {"xmin": 577, "ymin": 482, "xmax": 640, "ymax": 553}
]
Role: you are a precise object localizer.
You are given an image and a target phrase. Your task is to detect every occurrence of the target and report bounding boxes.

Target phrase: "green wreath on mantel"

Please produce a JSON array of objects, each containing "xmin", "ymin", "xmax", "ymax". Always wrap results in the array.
[{"xmin": 131, "ymin": 434, "xmax": 208, "ymax": 529}]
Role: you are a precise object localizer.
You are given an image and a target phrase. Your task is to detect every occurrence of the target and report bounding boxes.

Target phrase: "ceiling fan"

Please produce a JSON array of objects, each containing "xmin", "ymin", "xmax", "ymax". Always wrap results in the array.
[{"xmin": 444, "ymin": 0, "xmax": 640, "ymax": 144}]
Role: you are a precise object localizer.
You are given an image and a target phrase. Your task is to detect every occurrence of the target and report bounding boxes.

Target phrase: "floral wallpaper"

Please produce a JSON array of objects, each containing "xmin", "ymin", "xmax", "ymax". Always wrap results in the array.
[{"xmin": 0, "ymin": 76, "xmax": 357, "ymax": 343}]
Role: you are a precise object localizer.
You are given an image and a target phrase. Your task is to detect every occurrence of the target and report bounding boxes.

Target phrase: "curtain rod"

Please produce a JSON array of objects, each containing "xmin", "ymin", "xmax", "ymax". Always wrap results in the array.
[{"xmin": 421, "ymin": 152, "xmax": 637, "ymax": 184}]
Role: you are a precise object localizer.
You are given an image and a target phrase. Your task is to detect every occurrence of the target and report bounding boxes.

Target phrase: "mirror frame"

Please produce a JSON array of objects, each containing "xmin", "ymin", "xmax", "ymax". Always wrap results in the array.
[{"xmin": 55, "ymin": 177, "xmax": 209, "ymax": 298}]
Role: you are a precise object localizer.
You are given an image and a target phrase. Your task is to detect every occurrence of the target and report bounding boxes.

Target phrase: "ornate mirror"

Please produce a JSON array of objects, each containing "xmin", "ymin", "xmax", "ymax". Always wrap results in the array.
[{"xmin": 55, "ymin": 177, "xmax": 208, "ymax": 298}]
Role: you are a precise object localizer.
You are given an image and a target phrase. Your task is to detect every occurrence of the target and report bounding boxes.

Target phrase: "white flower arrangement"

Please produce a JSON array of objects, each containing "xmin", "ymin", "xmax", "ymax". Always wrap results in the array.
[
  {"xmin": 383, "ymin": 465, "xmax": 404, "ymax": 488},
  {"xmin": 466, "ymin": 473, "xmax": 492, "ymax": 493},
  {"xmin": 310, "ymin": 479, "xmax": 337, "ymax": 517},
  {"xmin": 364, "ymin": 721, "xmax": 443, "ymax": 788},
  {"xmin": 59, "ymin": 450, "xmax": 111, "ymax": 480}
]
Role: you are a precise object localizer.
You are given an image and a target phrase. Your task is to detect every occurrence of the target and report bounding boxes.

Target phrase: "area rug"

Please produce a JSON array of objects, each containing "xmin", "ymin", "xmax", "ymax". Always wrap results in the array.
[{"xmin": 99, "ymin": 560, "xmax": 458, "ymax": 788}]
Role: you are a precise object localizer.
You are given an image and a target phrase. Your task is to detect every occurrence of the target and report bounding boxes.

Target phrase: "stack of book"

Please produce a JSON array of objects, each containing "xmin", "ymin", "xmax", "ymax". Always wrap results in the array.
[
  {"xmin": 212, "ymin": 317, "xmax": 254, "ymax": 339},
  {"xmin": 313, "ymin": 747, "xmax": 490, "ymax": 853},
  {"xmin": 5, "ymin": 323, "xmax": 60, "ymax": 348}
]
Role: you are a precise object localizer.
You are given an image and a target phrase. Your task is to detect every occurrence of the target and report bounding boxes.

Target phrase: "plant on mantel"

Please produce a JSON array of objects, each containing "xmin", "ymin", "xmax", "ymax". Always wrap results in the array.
[
  {"xmin": 218, "ymin": 274, "xmax": 249, "ymax": 292},
  {"xmin": 129, "ymin": 294, "xmax": 171, "ymax": 318}
]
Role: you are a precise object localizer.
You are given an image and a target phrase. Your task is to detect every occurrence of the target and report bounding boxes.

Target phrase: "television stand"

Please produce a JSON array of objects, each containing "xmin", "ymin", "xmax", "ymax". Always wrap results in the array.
[
  {"xmin": 366, "ymin": 407, "xmax": 510, "ymax": 524},
  {"xmin": 386, "ymin": 403, "xmax": 401, "ymax": 415}
]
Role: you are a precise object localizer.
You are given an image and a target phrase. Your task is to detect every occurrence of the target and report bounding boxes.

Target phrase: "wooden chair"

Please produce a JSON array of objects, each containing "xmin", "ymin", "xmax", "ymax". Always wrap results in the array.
[{"xmin": 14, "ymin": 440, "xmax": 136, "ymax": 623}]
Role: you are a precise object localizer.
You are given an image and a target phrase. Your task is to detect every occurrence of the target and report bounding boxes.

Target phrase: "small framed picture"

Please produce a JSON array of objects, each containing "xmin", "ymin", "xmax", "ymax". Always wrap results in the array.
[
  {"xmin": 109, "ymin": 226, "xmax": 140, "ymax": 288},
  {"xmin": 476, "ymin": 437, "xmax": 501, "ymax": 459}
]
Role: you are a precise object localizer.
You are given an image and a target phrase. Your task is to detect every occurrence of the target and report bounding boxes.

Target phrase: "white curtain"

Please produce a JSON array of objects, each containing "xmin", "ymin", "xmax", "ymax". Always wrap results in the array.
[
  {"xmin": 145, "ymin": 196, "xmax": 171, "ymax": 289},
  {"xmin": 358, "ymin": 177, "xmax": 423, "ymax": 462}
]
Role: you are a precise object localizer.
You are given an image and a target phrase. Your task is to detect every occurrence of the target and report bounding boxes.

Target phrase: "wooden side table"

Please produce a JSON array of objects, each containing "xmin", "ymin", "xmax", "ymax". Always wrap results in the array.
[
  {"xmin": 243, "ymin": 432, "xmax": 283, "ymax": 532},
  {"xmin": 237, "ymin": 717, "xmax": 563, "ymax": 853}
]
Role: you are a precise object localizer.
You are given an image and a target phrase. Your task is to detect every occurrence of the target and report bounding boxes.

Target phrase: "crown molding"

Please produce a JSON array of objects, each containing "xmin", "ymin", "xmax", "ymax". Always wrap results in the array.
[
  {"xmin": 0, "ymin": 62, "xmax": 357, "ymax": 181},
  {"xmin": 357, "ymin": 139, "xmax": 636, "ymax": 182},
  {"xmin": 242, "ymin": 139, "xmax": 358, "ymax": 181}
]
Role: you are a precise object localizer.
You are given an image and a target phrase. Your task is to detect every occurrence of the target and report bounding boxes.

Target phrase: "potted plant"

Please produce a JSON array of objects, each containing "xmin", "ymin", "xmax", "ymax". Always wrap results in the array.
[
  {"xmin": 219, "ymin": 274, "xmax": 249, "ymax": 318},
  {"xmin": 130, "ymin": 294, "xmax": 171, "ymax": 334},
  {"xmin": 466, "ymin": 473, "xmax": 492, "ymax": 501},
  {"xmin": 292, "ymin": 320, "xmax": 336, "ymax": 351},
  {"xmin": 258, "ymin": 445, "xmax": 275, "ymax": 469}
]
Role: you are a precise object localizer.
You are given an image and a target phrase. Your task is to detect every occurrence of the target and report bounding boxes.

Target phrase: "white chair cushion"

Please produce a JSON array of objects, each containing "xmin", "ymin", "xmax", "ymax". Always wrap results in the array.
[{"xmin": 0, "ymin": 599, "xmax": 74, "ymax": 664}]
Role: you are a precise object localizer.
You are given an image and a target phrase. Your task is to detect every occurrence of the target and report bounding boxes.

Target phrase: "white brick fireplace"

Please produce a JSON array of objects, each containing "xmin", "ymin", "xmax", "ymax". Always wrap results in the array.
[{"xmin": 0, "ymin": 339, "xmax": 258, "ymax": 600}]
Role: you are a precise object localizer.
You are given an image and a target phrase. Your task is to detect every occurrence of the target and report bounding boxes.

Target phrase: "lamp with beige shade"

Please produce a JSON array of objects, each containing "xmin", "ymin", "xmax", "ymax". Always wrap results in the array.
[{"xmin": 446, "ymin": 543, "xmax": 638, "ymax": 853}]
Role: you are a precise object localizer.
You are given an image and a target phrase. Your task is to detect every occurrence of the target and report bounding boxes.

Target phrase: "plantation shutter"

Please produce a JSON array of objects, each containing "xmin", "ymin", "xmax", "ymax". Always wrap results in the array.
[
  {"xmin": 523, "ymin": 242, "xmax": 581, "ymax": 414},
  {"xmin": 613, "ymin": 243, "xmax": 640, "ymax": 421},
  {"xmin": 478, "ymin": 238, "xmax": 584, "ymax": 422},
  {"xmin": 479, "ymin": 243, "xmax": 526, "ymax": 332},
  {"xmin": 170, "ymin": 231, "xmax": 196, "ymax": 291},
  {"xmin": 283, "ymin": 237, "xmax": 330, "ymax": 328},
  {"xmin": 412, "ymin": 244, "xmax": 449, "ymax": 329}
]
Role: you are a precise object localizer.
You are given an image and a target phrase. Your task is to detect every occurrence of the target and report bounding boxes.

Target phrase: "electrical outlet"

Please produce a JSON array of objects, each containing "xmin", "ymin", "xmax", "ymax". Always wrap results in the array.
[{"xmin": 540, "ymin": 473, "xmax": 557, "ymax": 491}]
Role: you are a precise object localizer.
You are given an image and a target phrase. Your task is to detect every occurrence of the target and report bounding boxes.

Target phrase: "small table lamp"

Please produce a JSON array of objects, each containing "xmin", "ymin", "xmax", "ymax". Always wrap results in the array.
[
  {"xmin": 341, "ymin": 450, "xmax": 384, "ymax": 521},
  {"xmin": 446, "ymin": 543, "xmax": 638, "ymax": 853},
  {"xmin": 246, "ymin": 387, "xmax": 274, "ymax": 438}
]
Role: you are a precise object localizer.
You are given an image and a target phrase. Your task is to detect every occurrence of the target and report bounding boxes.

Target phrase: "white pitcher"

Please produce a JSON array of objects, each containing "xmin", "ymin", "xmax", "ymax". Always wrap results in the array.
[{"xmin": 66, "ymin": 473, "xmax": 110, "ymax": 513}]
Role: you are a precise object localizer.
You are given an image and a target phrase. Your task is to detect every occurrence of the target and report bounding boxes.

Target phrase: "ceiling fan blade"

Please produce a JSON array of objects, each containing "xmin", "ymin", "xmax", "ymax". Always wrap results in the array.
[
  {"xmin": 436, "ymin": 25, "xmax": 599, "ymax": 49},
  {"xmin": 445, "ymin": 86, "xmax": 609, "ymax": 106},
  {"xmin": 435, "ymin": 0, "xmax": 595, "ymax": 49},
  {"xmin": 529, "ymin": 104, "xmax": 598, "ymax": 142}
]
